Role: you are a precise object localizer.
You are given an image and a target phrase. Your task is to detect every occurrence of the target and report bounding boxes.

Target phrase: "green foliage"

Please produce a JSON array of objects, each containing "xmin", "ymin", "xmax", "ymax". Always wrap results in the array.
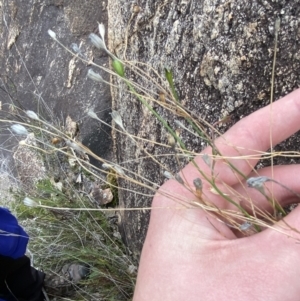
[
  {"xmin": 12, "ymin": 177, "xmax": 135, "ymax": 300},
  {"xmin": 164, "ymin": 67, "xmax": 179, "ymax": 103},
  {"xmin": 112, "ymin": 59, "xmax": 125, "ymax": 77}
]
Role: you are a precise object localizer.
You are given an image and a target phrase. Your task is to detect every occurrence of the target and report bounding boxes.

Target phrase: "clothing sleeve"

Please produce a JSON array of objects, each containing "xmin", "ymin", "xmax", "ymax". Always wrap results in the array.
[{"xmin": 0, "ymin": 207, "xmax": 29, "ymax": 259}]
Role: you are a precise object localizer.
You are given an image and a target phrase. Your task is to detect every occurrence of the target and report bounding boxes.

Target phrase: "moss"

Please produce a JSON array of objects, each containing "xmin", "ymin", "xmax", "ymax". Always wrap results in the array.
[{"xmin": 104, "ymin": 169, "xmax": 119, "ymax": 207}]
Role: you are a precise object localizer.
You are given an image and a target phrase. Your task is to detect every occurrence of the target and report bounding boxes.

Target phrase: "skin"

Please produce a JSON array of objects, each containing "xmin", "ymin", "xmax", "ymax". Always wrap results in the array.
[{"xmin": 133, "ymin": 89, "xmax": 300, "ymax": 301}]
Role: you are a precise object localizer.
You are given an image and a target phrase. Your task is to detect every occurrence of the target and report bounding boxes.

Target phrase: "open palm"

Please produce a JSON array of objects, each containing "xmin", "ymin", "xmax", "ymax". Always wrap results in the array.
[{"xmin": 134, "ymin": 89, "xmax": 300, "ymax": 301}]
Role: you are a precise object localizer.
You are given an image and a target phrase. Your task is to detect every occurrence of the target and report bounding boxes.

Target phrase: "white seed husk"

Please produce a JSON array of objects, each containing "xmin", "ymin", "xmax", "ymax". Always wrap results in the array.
[
  {"xmin": 110, "ymin": 110, "xmax": 125, "ymax": 131},
  {"xmin": 11, "ymin": 124, "xmax": 29, "ymax": 136},
  {"xmin": 89, "ymin": 33, "xmax": 107, "ymax": 50},
  {"xmin": 87, "ymin": 69, "xmax": 104, "ymax": 82},
  {"xmin": 163, "ymin": 171, "xmax": 173, "ymax": 179},
  {"xmin": 48, "ymin": 29, "xmax": 57, "ymax": 40},
  {"xmin": 87, "ymin": 109, "xmax": 101, "ymax": 121},
  {"xmin": 26, "ymin": 110, "xmax": 39, "ymax": 120},
  {"xmin": 98, "ymin": 23, "xmax": 105, "ymax": 41},
  {"xmin": 23, "ymin": 197, "xmax": 38, "ymax": 207}
]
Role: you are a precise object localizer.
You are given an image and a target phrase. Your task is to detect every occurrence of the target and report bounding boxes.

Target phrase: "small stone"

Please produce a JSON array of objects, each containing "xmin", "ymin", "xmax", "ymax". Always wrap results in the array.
[
  {"xmin": 90, "ymin": 183, "xmax": 113, "ymax": 205},
  {"xmin": 65, "ymin": 116, "xmax": 78, "ymax": 138}
]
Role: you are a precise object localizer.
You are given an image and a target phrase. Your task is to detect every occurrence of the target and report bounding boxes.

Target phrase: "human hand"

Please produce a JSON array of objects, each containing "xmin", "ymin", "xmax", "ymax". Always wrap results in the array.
[{"xmin": 133, "ymin": 89, "xmax": 300, "ymax": 301}]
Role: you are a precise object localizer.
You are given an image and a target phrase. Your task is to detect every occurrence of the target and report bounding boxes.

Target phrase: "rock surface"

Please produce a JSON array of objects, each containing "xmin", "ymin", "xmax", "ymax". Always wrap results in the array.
[
  {"xmin": 13, "ymin": 133, "xmax": 46, "ymax": 192},
  {"xmin": 0, "ymin": 0, "xmax": 112, "ymax": 166},
  {"xmin": 108, "ymin": 0, "xmax": 300, "ymax": 255}
]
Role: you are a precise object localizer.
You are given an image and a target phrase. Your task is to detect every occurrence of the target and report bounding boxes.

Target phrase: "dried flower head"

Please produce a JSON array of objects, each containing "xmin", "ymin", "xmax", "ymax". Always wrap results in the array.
[
  {"xmin": 23, "ymin": 197, "xmax": 38, "ymax": 207},
  {"xmin": 102, "ymin": 163, "xmax": 112, "ymax": 170},
  {"xmin": 18, "ymin": 140, "xmax": 27, "ymax": 146},
  {"xmin": 202, "ymin": 154, "xmax": 211, "ymax": 167},
  {"xmin": 110, "ymin": 110, "xmax": 125, "ymax": 131},
  {"xmin": 193, "ymin": 177, "xmax": 203, "ymax": 199},
  {"xmin": 11, "ymin": 124, "xmax": 29, "ymax": 136},
  {"xmin": 247, "ymin": 176, "xmax": 270, "ymax": 189},
  {"xmin": 167, "ymin": 133, "xmax": 176, "ymax": 148},
  {"xmin": 65, "ymin": 140, "xmax": 86, "ymax": 155},
  {"xmin": 87, "ymin": 69, "xmax": 104, "ymax": 83},
  {"xmin": 87, "ymin": 109, "xmax": 101, "ymax": 121},
  {"xmin": 193, "ymin": 178, "xmax": 203, "ymax": 191},
  {"xmin": 175, "ymin": 173, "xmax": 184, "ymax": 185},
  {"xmin": 239, "ymin": 221, "xmax": 252, "ymax": 231},
  {"xmin": 113, "ymin": 164, "xmax": 125, "ymax": 175},
  {"xmin": 89, "ymin": 33, "xmax": 107, "ymax": 51},
  {"xmin": 26, "ymin": 110, "xmax": 39, "ymax": 121},
  {"xmin": 133, "ymin": 5, "xmax": 141, "ymax": 13},
  {"xmin": 174, "ymin": 120, "xmax": 186, "ymax": 130},
  {"xmin": 48, "ymin": 29, "xmax": 57, "ymax": 40},
  {"xmin": 163, "ymin": 171, "xmax": 173, "ymax": 180},
  {"xmin": 71, "ymin": 43, "xmax": 80, "ymax": 53},
  {"xmin": 98, "ymin": 23, "xmax": 105, "ymax": 41}
]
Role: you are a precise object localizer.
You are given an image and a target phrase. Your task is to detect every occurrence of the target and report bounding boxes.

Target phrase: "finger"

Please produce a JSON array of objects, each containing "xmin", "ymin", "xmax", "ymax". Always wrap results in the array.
[
  {"xmin": 177, "ymin": 164, "xmax": 300, "ymax": 233},
  {"xmin": 165, "ymin": 90, "xmax": 300, "ymax": 231},
  {"xmin": 278, "ymin": 205, "xmax": 300, "ymax": 239},
  {"xmin": 250, "ymin": 205, "xmax": 300, "ymax": 245},
  {"xmin": 191, "ymin": 89, "xmax": 300, "ymax": 186},
  {"xmin": 209, "ymin": 164, "xmax": 300, "ymax": 239}
]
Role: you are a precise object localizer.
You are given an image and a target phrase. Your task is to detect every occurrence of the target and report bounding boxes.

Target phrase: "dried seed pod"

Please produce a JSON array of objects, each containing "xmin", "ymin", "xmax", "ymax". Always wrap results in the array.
[
  {"xmin": 175, "ymin": 173, "xmax": 184, "ymax": 185},
  {"xmin": 51, "ymin": 137, "xmax": 62, "ymax": 145},
  {"xmin": 102, "ymin": 163, "xmax": 112, "ymax": 170},
  {"xmin": 98, "ymin": 22, "xmax": 105, "ymax": 41},
  {"xmin": 65, "ymin": 140, "xmax": 85, "ymax": 155},
  {"xmin": 26, "ymin": 110, "xmax": 39, "ymax": 121},
  {"xmin": 158, "ymin": 91, "xmax": 166, "ymax": 103},
  {"xmin": 113, "ymin": 164, "xmax": 125, "ymax": 175},
  {"xmin": 11, "ymin": 124, "xmax": 29, "ymax": 136},
  {"xmin": 239, "ymin": 221, "xmax": 252, "ymax": 231},
  {"xmin": 163, "ymin": 171, "xmax": 173, "ymax": 180},
  {"xmin": 193, "ymin": 178, "xmax": 202, "ymax": 190},
  {"xmin": 246, "ymin": 176, "xmax": 269, "ymax": 189},
  {"xmin": 48, "ymin": 29, "xmax": 57, "ymax": 40},
  {"xmin": 87, "ymin": 109, "xmax": 103, "ymax": 124},
  {"xmin": 89, "ymin": 33, "xmax": 107, "ymax": 50},
  {"xmin": 193, "ymin": 178, "xmax": 203, "ymax": 199},
  {"xmin": 111, "ymin": 110, "xmax": 125, "ymax": 131},
  {"xmin": 24, "ymin": 197, "xmax": 38, "ymax": 207},
  {"xmin": 202, "ymin": 154, "xmax": 211, "ymax": 167},
  {"xmin": 71, "ymin": 43, "xmax": 80, "ymax": 53},
  {"xmin": 133, "ymin": 5, "xmax": 141, "ymax": 13},
  {"xmin": 75, "ymin": 173, "xmax": 82, "ymax": 184},
  {"xmin": 166, "ymin": 133, "xmax": 176, "ymax": 148},
  {"xmin": 87, "ymin": 69, "xmax": 104, "ymax": 83}
]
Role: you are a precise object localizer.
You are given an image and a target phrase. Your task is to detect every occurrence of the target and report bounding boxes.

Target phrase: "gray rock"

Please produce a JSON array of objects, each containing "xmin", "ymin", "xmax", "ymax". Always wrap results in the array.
[
  {"xmin": 0, "ymin": 0, "xmax": 112, "ymax": 167},
  {"xmin": 108, "ymin": 0, "xmax": 300, "ymax": 256},
  {"xmin": 13, "ymin": 133, "xmax": 47, "ymax": 192}
]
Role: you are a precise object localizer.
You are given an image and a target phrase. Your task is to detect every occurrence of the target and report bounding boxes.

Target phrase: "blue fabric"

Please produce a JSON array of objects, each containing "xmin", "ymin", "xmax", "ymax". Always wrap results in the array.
[{"xmin": 0, "ymin": 208, "xmax": 28, "ymax": 259}]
